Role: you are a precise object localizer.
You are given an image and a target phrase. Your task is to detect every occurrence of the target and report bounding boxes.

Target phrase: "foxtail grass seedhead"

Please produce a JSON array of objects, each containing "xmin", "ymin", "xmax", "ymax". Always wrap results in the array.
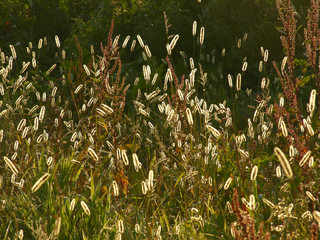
[
  {"xmin": 242, "ymin": 62, "xmax": 248, "ymax": 72},
  {"xmin": 117, "ymin": 219, "xmax": 124, "ymax": 233},
  {"xmin": 274, "ymin": 147, "xmax": 293, "ymax": 179},
  {"xmin": 262, "ymin": 198, "xmax": 275, "ymax": 208},
  {"xmin": 200, "ymin": 27, "xmax": 205, "ymax": 45},
  {"xmin": 81, "ymin": 201, "xmax": 91, "ymax": 216},
  {"xmin": 88, "ymin": 147, "xmax": 99, "ymax": 161},
  {"xmin": 306, "ymin": 191, "xmax": 316, "ymax": 201},
  {"xmin": 169, "ymin": 35, "xmax": 179, "ymax": 51},
  {"xmin": 313, "ymin": 210, "xmax": 320, "ymax": 224},
  {"xmin": 206, "ymin": 125, "xmax": 221, "ymax": 138},
  {"xmin": 224, "ymin": 177, "xmax": 232, "ymax": 190},
  {"xmin": 299, "ymin": 151, "xmax": 312, "ymax": 167},
  {"xmin": 122, "ymin": 36, "xmax": 130, "ymax": 48},
  {"xmin": 137, "ymin": 35, "xmax": 144, "ymax": 48},
  {"xmin": 70, "ymin": 199, "xmax": 76, "ymax": 211},
  {"xmin": 46, "ymin": 64, "xmax": 56, "ymax": 75},
  {"xmin": 55, "ymin": 35, "xmax": 60, "ymax": 48},
  {"xmin": 186, "ymin": 108, "xmax": 193, "ymax": 125},
  {"xmin": 83, "ymin": 64, "xmax": 90, "ymax": 76},
  {"xmin": 4, "ymin": 156, "xmax": 18, "ymax": 175},
  {"xmin": 31, "ymin": 173, "xmax": 50, "ymax": 192},
  {"xmin": 236, "ymin": 73, "xmax": 241, "ymax": 91},
  {"xmin": 250, "ymin": 165, "xmax": 258, "ymax": 181},
  {"xmin": 192, "ymin": 21, "xmax": 197, "ymax": 36},
  {"xmin": 113, "ymin": 180, "xmax": 119, "ymax": 196}
]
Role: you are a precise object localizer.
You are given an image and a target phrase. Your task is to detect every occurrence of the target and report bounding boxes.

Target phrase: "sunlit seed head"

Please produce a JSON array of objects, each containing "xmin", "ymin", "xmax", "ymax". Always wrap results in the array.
[
  {"xmin": 117, "ymin": 219, "xmax": 124, "ymax": 233},
  {"xmin": 263, "ymin": 49, "xmax": 269, "ymax": 62},
  {"xmin": 262, "ymin": 198, "xmax": 275, "ymax": 208},
  {"xmin": 80, "ymin": 201, "xmax": 91, "ymax": 215},
  {"xmin": 169, "ymin": 35, "xmax": 179, "ymax": 51},
  {"xmin": 46, "ymin": 64, "xmax": 56, "ymax": 75},
  {"xmin": 200, "ymin": 27, "xmax": 205, "ymax": 45},
  {"xmin": 250, "ymin": 165, "xmax": 258, "ymax": 181},
  {"xmin": 192, "ymin": 21, "xmax": 197, "ymax": 36},
  {"xmin": 228, "ymin": 74, "xmax": 233, "ymax": 88},
  {"xmin": 274, "ymin": 147, "xmax": 293, "ymax": 179},
  {"xmin": 130, "ymin": 40, "xmax": 136, "ymax": 52},
  {"xmin": 306, "ymin": 191, "xmax": 316, "ymax": 201},
  {"xmin": 237, "ymin": 39, "xmax": 241, "ymax": 48},
  {"xmin": 144, "ymin": 45, "xmax": 152, "ymax": 58},
  {"xmin": 83, "ymin": 64, "xmax": 90, "ymax": 76},
  {"xmin": 236, "ymin": 73, "xmax": 241, "ymax": 91},
  {"xmin": 88, "ymin": 147, "xmax": 99, "ymax": 161},
  {"xmin": 141, "ymin": 180, "xmax": 148, "ymax": 194},
  {"xmin": 242, "ymin": 61, "xmax": 248, "ymax": 72},
  {"xmin": 9, "ymin": 45, "xmax": 17, "ymax": 59},
  {"xmin": 55, "ymin": 35, "xmax": 60, "ymax": 48},
  {"xmin": 299, "ymin": 151, "xmax": 311, "ymax": 167},
  {"xmin": 31, "ymin": 173, "xmax": 50, "ymax": 192},
  {"xmin": 313, "ymin": 211, "xmax": 320, "ymax": 224},
  {"xmin": 224, "ymin": 177, "xmax": 232, "ymax": 190},
  {"xmin": 4, "ymin": 156, "xmax": 18, "ymax": 175},
  {"xmin": 137, "ymin": 35, "xmax": 145, "ymax": 48},
  {"xmin": 281, "ymin": 56, "xmax": 287, "ymax": 72},
  {"xmin": 122, "ymin": 35, "xmax": 130, "ymax": 48},
  {"xmin": 113, "ymin": 180, "xmax": 119, "ymax": 196}
]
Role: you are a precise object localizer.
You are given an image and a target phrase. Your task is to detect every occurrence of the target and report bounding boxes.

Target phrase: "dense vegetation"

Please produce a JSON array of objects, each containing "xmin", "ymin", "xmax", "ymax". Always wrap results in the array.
[{"xmin": 1, "ymin": 0, "xmax": 320, "ymax": 239}]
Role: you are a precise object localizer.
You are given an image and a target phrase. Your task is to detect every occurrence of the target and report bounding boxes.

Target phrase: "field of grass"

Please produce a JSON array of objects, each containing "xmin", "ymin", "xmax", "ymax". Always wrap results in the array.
[{"xmin": 1, "ymin": 0, "xmax": 320, "ymax": 239}]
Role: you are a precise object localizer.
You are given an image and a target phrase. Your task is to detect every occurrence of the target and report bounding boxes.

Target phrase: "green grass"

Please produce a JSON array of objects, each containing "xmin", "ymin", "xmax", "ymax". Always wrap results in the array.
[{"xmin": 1, "ymin": 1, "xmax": 320, "ymax": 239}]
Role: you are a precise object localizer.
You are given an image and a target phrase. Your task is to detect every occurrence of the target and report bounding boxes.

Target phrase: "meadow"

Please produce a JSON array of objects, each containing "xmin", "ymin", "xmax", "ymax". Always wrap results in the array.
[{"xmin": 1, "ymin": 0, "xmax": 320, "ymax": 239}]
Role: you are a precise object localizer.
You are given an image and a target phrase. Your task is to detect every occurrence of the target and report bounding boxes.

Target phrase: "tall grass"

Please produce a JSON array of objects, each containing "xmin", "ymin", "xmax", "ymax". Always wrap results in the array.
[{"xmin": 1, "ymin": 0, "xmax": 320, "ymax": 239}]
